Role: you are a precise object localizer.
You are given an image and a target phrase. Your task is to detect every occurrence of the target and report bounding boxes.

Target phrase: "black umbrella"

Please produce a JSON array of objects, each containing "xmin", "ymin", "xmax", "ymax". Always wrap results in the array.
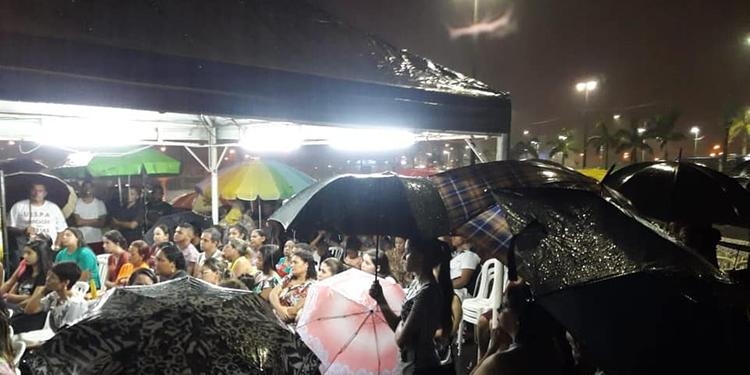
[
  {"xmin": 4, "ymin": 172, "xmax": 77, "ymax": 217},
  {"xmin": 0, "ymin": 158, "xmax": 47, "ymax": 174},
  {"xmin": 28, "ymin": 277, "xmax": 321, "ymax": 374},
  {"xmin": 269, "ymin": 173, "xmax": 449, "ymax": 239},
  {"xmin": 143, "ymin": 211, "xmax": 213, "ymax": 245},
  {"xmin": 602, "ymin": 161, "xmax": 750, "ymax": 226},
  {"xmin": 493, "ymin": 188, "xmax": 746, "ymax": 374}
]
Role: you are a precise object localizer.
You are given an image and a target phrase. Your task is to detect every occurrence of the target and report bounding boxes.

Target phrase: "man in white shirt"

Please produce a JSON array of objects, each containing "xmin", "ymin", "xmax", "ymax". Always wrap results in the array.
[
  {"xmin": 8, "ymin": 183, "xmax": 67, "ymax": 269},
  {"xmin": 194, "ymin": 227, "xmax": 224, "ymax": 277},
  {"xmin": 173, "ymin": 223, "xmax": 200, "ymax": 276},
  {"xmin": 72, "ymin": 181, "xmax": 107, "ymax": 251}
]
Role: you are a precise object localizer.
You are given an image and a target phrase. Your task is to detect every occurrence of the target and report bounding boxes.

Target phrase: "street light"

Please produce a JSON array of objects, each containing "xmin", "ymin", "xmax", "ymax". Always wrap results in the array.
[
  {"xmin": 575, "ymin": 79, "xmax": 598, "ymax": 168},
  {"xmin": 637, "ymin": 127, "xmax": 646, "ymax": 162},
  {"xmin": 690, "ymin": 126, "xmax": 703, "ymax": 157}
]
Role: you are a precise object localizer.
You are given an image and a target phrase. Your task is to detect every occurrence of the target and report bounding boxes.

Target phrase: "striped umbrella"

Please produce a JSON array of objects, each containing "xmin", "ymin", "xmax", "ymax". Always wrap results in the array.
[{"xmin": 197, "ymin": 160, "xmax": 314, "ymax": 201}]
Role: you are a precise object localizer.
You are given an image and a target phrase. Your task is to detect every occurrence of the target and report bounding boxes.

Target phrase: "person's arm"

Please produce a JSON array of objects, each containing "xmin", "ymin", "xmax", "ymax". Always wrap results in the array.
[
  {"xmin": 0, "ymin": 264, "xmax": 22, "ymax": 295},
  {"xmin": 73, "ymin": 214, "xmax": 106, "ymax": 228},
  {"xmin": 18, "ymin": 285, "xmax": 46, "ymax": 308},
  {"xmin": 268, "ymin": 283, "xmax": 292, "ymax": 321},
  {"xmin": 369, "ymin": 280, "xmax": 400, "ymax": 331},
  {"xmin": 452, "ymin": 268, "xmax": 475, "ymax": 289},
  {"xmin": 111, "ymin": 217, "xmax": 139, "ymax": 230},
  {"xmin": 24, "ymin": 288, "xmax": 50, "ymax": 315},
  {"xmin": 310, "ymin": 230, "xmax": 326, "ymax": 250}
]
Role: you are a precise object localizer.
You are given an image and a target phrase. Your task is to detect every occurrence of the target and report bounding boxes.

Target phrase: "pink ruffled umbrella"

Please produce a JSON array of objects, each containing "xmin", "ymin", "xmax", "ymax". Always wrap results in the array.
[{"xmin": 296, "ymin": 269, "xmax": 405, "ymax": 375}]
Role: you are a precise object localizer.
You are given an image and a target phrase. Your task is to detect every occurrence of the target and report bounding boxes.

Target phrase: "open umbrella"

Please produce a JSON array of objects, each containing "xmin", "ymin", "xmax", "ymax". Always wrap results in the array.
[
  {"xmin": 54, "ymin": 148, "xmax": 181, "ymax": 178},
  {"xmin": 297, "ymin": 269, "xmax": 405, "ymax": 375},
  {"xmin": 431, "ymin": 159, "xmax": 598, "ymax": 230},
  {"xmin": 491, "ymin": 187, "xmax": 745, "ymax": 374},
  {"xmin": 269, "ymin": 173, "xmax": 449, "ymax": 239},
  {"xmin": 28, "ymin": 277, "xmax": 321, "ymax": 375},
  {"xmin": 4, "ymin": 172, "xmax": 77, "ymax": 217},
  {"xmin": 0, "ymin": 158, "xmax": 47, "ymax": 174},
  {"xmin": 196, "ymin": 159, "xmax": 314, "ymax": 201},
  {"xmin": 602, "ymin": 161, "xmax": 750, "ymax": 226}
]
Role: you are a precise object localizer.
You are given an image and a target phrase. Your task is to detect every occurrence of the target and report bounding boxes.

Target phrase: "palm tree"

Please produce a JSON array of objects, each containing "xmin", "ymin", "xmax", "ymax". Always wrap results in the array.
[
  {"xmin": 728, "ymin": 109, "xmax": 750, "ymax": 155},
  {"xmin": 547, "ymin": 128, "xmax": 579, "ymax": 167},
  {"xmin": 586, "ymin": 120, "xmax": 618, "ymax": 168},
  {"xmin": 510, "ymin": 138, "xmax": 540, "ymax": 160},
  {"xmin": 645, "ymin": 111, "xmax": 685, "ymax": 161},
  {"xmin": 614, "ymin": 119, "xmax": 653, "ymax": 164}
]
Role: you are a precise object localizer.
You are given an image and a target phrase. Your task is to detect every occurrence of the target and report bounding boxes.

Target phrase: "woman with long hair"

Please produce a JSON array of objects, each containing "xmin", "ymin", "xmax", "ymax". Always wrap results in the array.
[
  {"xmin": 370, "ymin": 238, "xmax": 454, "ymax": 375},
  {"xmin": 103, "ymin": 230, "xmax": 130, "ymax": 288},
  {"xmin": 269, "ymin": 250, "xmax": 317, "ymax": 324},
  {"xmin": 55, "ymin": 227, "xmax": 100, "ymax": 289},
  {"xmin": 361, "ymin": 248, "xmax": 395, "ymax": 282},
  {"xmin": 0, "ymin": 313, "xmax": 16, "ymax": 374},
  {"xmin": 1, "ymin": 239, "xmax": 51, "ymax": 308},
  {"xmin": 253, "ymin": 244, "xmax": 282, "ymax": 300}
]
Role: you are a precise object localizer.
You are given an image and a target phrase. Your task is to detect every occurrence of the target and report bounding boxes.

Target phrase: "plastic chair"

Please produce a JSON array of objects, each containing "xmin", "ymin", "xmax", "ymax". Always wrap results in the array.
[
  {"xmin": 11, "ymin": 340, "xmax": 25, "ymax": 367},
  {"xmin": 17, "ymin": 311, "xmax": 54, "ymax": 348},
  {"xmin": 328, "ymin": 247, "xmax": 344, "ymax": 260},
  {"xmin": 96, "ymin": 254, "xmax": 111, "ymax": 292},
  {"xmin": 457, "ymin": 258, "xmax": 505, "ymax": 357},
  {"xmin": 72, "ymin": 280, "xmax": 90, "ymax": 296}
]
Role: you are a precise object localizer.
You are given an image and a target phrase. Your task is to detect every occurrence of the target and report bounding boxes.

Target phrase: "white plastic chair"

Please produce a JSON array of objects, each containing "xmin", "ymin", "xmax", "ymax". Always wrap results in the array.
[
  {"xmin": 328, "ymin": 246, "xmax": 344, "ymax": 260},
  {"xmin": 17, "ymin": 311, "xmax": 54, "ymax": 348},
  {"xmin": 457, "ymin": 258, "xmax": 505, "ymax": 357},
  {"xmin": 11, "ymin": 340, "xmax": 25, "ymax": 367},
  {"xmin": 72, "ymin": 280, "xmax": 90, "ymax": 296},
  {"xmin": 96, "ymin": 254, "xmax": 111, "ymax": 292}
]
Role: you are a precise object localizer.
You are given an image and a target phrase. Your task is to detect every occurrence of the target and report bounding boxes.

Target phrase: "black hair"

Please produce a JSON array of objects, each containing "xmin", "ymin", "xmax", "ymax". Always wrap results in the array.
[
  {"xmin": 292, "ymin": 249, "xmax": 317, "ymax": 280},
  {"xmin": 103, "ymin": 229, "xmax": 128, "ymax": 249},
  {"xmin": 158, "ymin": 242, "xmax": 187, "ymax": 271},
  {"xmin": 202, "ymin": 227, "xmax": 223, "ymax": 244},
  {"xmin": 51, "ymin": 262, "xmax": 82, "ymax": 290},
  {"xmin": 22, "ymin": 239, "xmax": 52, "ymax": 284},
  {"xmin": 364, "ymin": 248, "xmax": 392, "ymax": 278},
  {"xmin": 321, "ymin": 257, "xmax": 346, "ymax": 276},
  {"xmin": 63, "ymin": 227, "xmax": 86, "ymax": 249},
  {"xmin": 345, "ymin": 236, "xmax": 362, "ymax": 251},
  {"xmin": 128, "ymin": 268, "xmax": 158, "ymax": 286},
  {"xmin": 293, "ymin": 242, "xmax": 311, "ymax": 252},
  {"xmin": 259, "ymin": 244, "xmax": 281, "ymax": 275},
  {"xmin": 220, "ymin": 279, "xmax": 250, "ymax": 291},
  {"xmin": 228, "ymin": 223, "xmax": 249, "ymax": 240},
  {"xmin": 176, "ymin": 222, "xmax": 194, "ymax": 234},
  {"xmin": 154, "ymin": 224, "xmax": 171, "ymax": 239}
]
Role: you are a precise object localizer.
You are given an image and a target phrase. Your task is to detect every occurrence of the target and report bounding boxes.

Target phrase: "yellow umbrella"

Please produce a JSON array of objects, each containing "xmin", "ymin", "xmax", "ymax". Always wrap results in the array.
[
  {"xmin": 197, "ymin": 160, "xmax": 315, "ymax": 201},
  {"xmin": 577, "ymin": 168, "xmax": 608, "ymax": 182}
]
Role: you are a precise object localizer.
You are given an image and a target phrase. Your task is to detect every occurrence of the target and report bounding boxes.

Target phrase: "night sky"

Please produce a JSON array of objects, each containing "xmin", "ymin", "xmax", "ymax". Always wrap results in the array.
[{"xmin": 314, "ymin": 0, "xmax": 750, "ymax": 155}]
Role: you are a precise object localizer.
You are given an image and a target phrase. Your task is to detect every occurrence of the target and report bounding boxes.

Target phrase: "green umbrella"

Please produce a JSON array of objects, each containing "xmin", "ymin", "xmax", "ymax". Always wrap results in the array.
[{"xmin": 54, "ymin": 148, "xmax": 181, "ymax": 178}]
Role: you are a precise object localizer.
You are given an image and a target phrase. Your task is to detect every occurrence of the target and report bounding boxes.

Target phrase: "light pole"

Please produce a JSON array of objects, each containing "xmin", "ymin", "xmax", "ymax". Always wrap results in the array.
[
  {"xmin": 637, "ymin": 127, "xmax": 646, "ymax": 162},
  {"xmin": 575, "ymin": 79, "xmax": 598, "ymax": 168},
  {"xmin": 690, "ymin": 126, "xmax": 703, "ymax": 157}
]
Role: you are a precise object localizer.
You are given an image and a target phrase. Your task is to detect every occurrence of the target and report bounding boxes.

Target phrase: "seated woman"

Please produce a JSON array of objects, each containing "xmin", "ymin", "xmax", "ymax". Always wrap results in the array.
[
  {"xmin": 223, "ymin": 238, "xmax": 257, "ymax": 279},
  {"xmin": 269, "ymin": 250, "xmax": 317, "ymax": 324},
  {"xmin": 24, "ymin": 262, "xmax": 89, "ymax": 332},
  {"xmin": 55, "ymin": 227, "xmax": 101, "ymax": 290},
  {"xmin": 2, "ymin": 239, "xmax": 50, "ymax": 310},
  {"xmin": 114, "ymin": 240, "xmax": 152, "ymax": 286},
  {"xmin": 275, "ymin": 240, "xmax": 295, "ymax": 277},
  {"xmin": 318, "ymin": 257, "xmax": 346, "ymax": 281},
  {"xmin": 198, "ymin": 257, "xmax": 230, "ymax": 286},
  {"xmin": 103, "ymin": 230, "xmax": 130, "ymax": 289},
  {"xmin": 361, "ymin": 249, "xmax": 396, "ymax": 283},
  {"xmin": 154, "ymin": 243, "xmax": 189, "ymax": 282},
  {"xmin": 342, "ymin": 236, "xmax": 363, "ymax": 269},
  {"xmin": 369, "ymin": 238, "xmax": 454, "ymax": 374},
  {"xmin": 449, "ymin": 236, "xmax": 481, "ymax": 301},
  {"xmin": 254, "ymin": 245, "xmax": 282, "ymax": 301},
  {"xmin": 128, "ymin": 268, "xmax": 158, "ymax": 286}
]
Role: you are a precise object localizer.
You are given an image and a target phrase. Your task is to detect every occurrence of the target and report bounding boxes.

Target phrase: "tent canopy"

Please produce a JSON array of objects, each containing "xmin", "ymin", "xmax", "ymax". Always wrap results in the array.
[{"xmin": 0, "ymin": 0, "xmax": 510, "ymax": 136}]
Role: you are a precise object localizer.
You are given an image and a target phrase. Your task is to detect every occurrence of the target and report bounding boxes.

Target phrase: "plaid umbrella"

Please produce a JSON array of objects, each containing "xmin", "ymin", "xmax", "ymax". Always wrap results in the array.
[
  {"xmin": 431, "ymin": 160, "xmax": 598, "ymax": 230},
  {"xmin": 454, "ymin": 203, "xmax": 513, "ymax": 261},
  {"xmin": 28, "ymin": 277, "xmax": 320, "ymax": 375}
]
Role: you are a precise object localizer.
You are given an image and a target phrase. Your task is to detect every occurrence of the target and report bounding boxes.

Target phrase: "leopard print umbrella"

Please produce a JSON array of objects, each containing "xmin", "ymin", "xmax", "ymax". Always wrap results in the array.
[{"xmin": 28, "ymin": 277, "xmax": 320, "ymax": 375}]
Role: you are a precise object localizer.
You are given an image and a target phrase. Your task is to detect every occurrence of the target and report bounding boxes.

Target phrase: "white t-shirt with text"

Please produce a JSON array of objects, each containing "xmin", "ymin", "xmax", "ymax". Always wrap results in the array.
[{"xmin": 8, "ymin": 200, "xmax": 67, "ymax": 238}]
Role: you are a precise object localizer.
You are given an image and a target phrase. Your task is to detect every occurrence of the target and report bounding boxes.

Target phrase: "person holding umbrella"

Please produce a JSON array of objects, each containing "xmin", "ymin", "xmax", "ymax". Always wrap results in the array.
[
  {"xmin": 7, "ymin": 183, "xmax": 67, "ymax": 266},
  {"xmin": 369, "ymin": 238, "xmax": 454, "ymax": 375}
]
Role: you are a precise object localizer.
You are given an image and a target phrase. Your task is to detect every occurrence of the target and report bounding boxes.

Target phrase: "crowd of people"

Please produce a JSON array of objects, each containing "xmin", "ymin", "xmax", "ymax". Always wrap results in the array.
[{"xmin": 0, "ymin": 183, "xmax": 596, "ymax": 375}]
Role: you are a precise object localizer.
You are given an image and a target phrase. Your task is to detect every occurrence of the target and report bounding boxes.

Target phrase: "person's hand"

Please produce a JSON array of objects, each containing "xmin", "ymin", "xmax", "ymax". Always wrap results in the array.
[
  {"xmin": 24, "ymin": 226, "xmax": 36, "ymax": 236},
  {"xmin": 277, "ymin": 307, "xmax": 292, "ymax": 321},
  {"xmin": 369, "ymin": 280, "xmax": 386, "ymax": 305}
]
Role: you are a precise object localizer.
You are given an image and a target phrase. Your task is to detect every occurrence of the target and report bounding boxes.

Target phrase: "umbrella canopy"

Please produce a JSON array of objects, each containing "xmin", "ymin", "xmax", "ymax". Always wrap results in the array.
[
  {"xmin": 602, "ymin": 161, "xmax": 750, "ymax": 226},
  {"xmin": 143, "ymin": 211, "xmax": 213, "ymax": 245},
  {"xmin": 491, "ymin": 188, "xmax": 745, "ymax": 373},
  {"xmin": 395, "ymin": 167, "xmax": 442, "ymax": 178},
  {"xmin": 0, "ymin": 158, "xmax": 47, "ymax": 174},
  {"xmin": 54, "ymin": 148, "xmax": 181, "ymax": 178},
  {"xmin": 431, "ymin": 159, "xmax": 598, "ymax": 230},
  {"xmin": 197, "ymin": 160, "xmax": 315, "ymax": 201},
  {"xmin": 4, "ymin": 172, "xmax": 77, "ymax": 217},
  {"xmin": 28, "ymin": 277, "xmax": 321, "ymax": 374},
  {"xmin": 297, "ymin": 269, "xmax": 405, "ymax": 375},
  {"xmin": 269, "ymin": 173, "xmax": 449, "ymax": 239}
]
